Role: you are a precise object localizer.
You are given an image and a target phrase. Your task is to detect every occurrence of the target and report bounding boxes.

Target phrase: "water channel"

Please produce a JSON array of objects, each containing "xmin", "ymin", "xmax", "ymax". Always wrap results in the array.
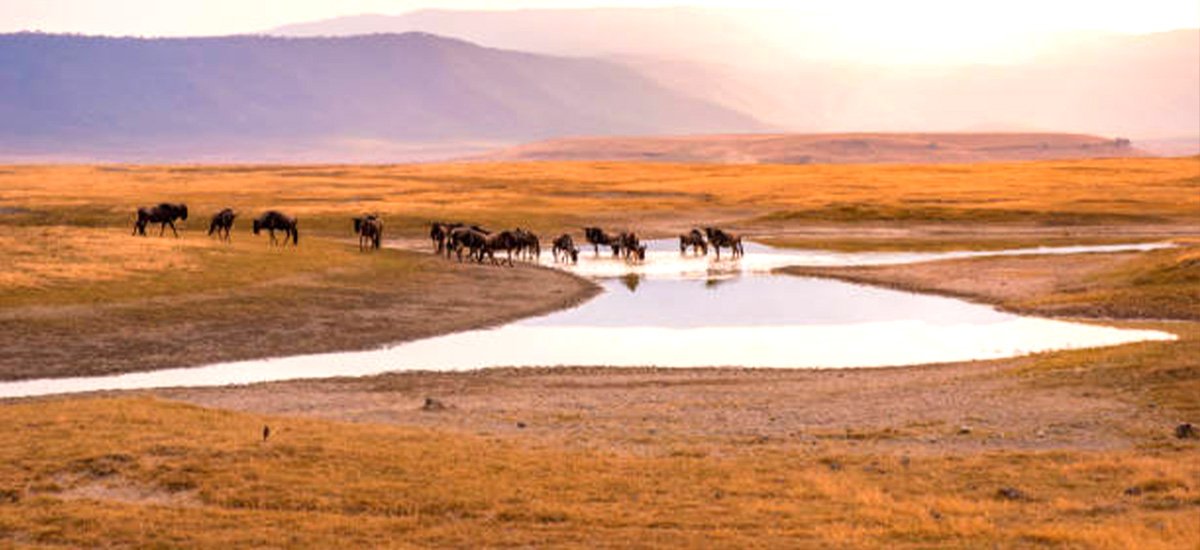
[{"xmin": 0, "ymin": 241, "xmax": 1174, "ymax": 398}]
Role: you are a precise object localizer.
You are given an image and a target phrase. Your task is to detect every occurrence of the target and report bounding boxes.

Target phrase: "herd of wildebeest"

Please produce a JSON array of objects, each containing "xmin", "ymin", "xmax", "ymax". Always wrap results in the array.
[{"xmin": 131, "ymin": 202, "xmax": 746, "ymax": 263}]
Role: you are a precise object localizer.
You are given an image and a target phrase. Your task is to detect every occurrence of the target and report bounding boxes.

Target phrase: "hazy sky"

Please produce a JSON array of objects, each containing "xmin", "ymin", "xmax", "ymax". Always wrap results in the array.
[{"xmin": 3, "ymin": 0, "xmax": 1198, "ymax": 37}]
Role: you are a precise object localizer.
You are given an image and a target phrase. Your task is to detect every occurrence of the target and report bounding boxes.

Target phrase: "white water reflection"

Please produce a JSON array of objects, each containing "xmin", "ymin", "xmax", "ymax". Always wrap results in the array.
[
  {"xmin": 0, "ymin": 241, "xmax": 1177, "ymax": 398},
  {"xmin": 563, "ymin": 240, "xmax": 1172, "ymax": 279}
]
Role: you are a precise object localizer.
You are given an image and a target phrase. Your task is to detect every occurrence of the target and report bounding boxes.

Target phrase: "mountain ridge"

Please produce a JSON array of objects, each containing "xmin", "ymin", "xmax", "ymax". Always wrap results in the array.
[{"xmin": 0, "ymin": 31, "xmax": 764, "ymax": 162}]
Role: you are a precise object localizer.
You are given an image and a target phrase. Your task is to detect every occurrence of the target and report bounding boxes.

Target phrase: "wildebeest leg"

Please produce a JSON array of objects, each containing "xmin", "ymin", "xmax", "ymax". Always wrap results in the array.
[{"xmin": 168, "ymin": 220, "xmax": 179, "ymax": 238}]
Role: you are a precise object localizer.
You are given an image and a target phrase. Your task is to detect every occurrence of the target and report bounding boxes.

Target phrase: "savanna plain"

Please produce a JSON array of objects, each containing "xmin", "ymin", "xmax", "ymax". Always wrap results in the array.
[{"xmin": 1, "ymin": 158, "xmax": 1198, "ymax": 549}]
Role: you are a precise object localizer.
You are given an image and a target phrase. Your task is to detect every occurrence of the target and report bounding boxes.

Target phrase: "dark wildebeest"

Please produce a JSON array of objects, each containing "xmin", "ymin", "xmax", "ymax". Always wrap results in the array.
[
  {"xmin": 626, "ymin": 243, "xmax": 647, "ymax": 263},
  {"xmin": 441, "ymin": 223, "xmax": 490, "ymax": 259},
  {"xmin": 446, "ymin": 226, "xmax": 488, "ymax": 262},
  {"xmin": 513, "ymin": 228, "xmax": 541, "ymax": 261},
  {"xmin": 614, "ymin": 232, "xmax": 641, "ymax": 259},
  {"xmin": 207, "ymin": 208, "xmax": 236, "ymax": 242},
  {"xmin": 133, "ymin": 203, "xmax": 188, "ymax": 237},
  {"xmin": 253, "ymin": 210, "xmax": 299, "ymax": 246},
  {"xmin": 551, "ymin": 234, "xmax": 579, "ymax": 264},
  {"xmin": 430, "ymin": 221, "xmax": 466, "ymax": 254},
  {"xmin": 679, "ymin": 228, "xmax": 707, "ymax": 255},
  {"xmin": 583, "ymin": 227, "xmax": 620, "ymax": 256},
  {"xmin": 481, "ymin": 230, "xmax": 520, "ymax": 266},
  {"xmin": 353, "ymin": 215, "xmax": 383, "ymax": 251},
  {"xmin": 704, "ymin": 227, "xmax": 744, "ymax": 259}
]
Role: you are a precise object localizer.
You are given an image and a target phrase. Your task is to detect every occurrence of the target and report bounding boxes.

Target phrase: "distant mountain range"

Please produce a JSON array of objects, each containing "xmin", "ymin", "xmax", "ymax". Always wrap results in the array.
[
  {"xmin": 272, "ymin": 9, "xmax": 1200, "ymax": 144},
  {"xmin": 2, "ymin": 8, "xmax": 1196, "ymax": 163},
  {"xmin": 469, "ymin": 133, "xmax": 1149, "ymax": 165},
  {"xmin": 0, "ymin": 32, "xmax": 762, "ymax": 162}
]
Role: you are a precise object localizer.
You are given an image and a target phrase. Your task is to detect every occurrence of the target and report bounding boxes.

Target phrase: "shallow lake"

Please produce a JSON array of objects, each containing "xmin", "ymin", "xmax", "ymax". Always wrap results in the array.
[{"xmin": 0, "ymin": 241, "xmax": 1174, "ymax": 398}]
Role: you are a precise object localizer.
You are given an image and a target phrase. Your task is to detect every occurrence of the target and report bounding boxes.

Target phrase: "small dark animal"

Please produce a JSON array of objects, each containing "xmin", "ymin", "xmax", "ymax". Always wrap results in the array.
[
  {"xmin": 513, "ymin": 228, "xmax": 541, "ymax": 261},
  {"xmin": 253, "ymin": 210, "xmax": 299, "ymax": 246},
  {"xmin": 615, "ymin": 232, "xmax": 641, "ymax": 259},
  {"xmin": 679, "ymin": 228, "xmax": 707, "ymax": 255},
  {"xmin": 583, "ymin": 227, "xmax": 619, "ymax": 256},
  {"xmin": 627, "ymin": 244, "xmax": 647, "ymax": 263},
  {"xmin": 481, "ymin": 230, "xmax": 520, "ymax": 266},
  {"xmin": 552, "ymin": 234, "xmax": 579, "ymax": 264},
  {"xmin": 132, "ymin": 203, "xmax": 188, "ymax": 237},
  {"xmin": 353, "ymin": 215, "xmax": 383, "ymax": 251},
  {"xmin": 704, "ymin": 227, "xmax": 744, "ymax": 259},
  {"xmin": 262, "ymin": 425, "xmax": 270, "ymax": 442},
  {"xmin": 430, "ymin": 221, "xmax": 462, "ymax": 254},
  {"xmin": 446, "ymin": 226, "xmax": 488, "ymax": 262},
  {"xmin": 207, "ymin": 208, "xmax": 236, "ymax": 242}
]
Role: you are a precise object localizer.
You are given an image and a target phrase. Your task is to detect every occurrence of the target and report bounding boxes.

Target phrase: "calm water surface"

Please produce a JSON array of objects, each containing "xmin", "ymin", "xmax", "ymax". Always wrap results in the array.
[{"xmin": 0, "ymin": 241, "xmax": 1174, "ymax": 398}]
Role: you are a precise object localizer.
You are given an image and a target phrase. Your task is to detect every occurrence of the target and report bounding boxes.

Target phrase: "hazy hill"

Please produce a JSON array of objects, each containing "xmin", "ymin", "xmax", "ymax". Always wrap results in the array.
[
  {"xmin": 271, "ymin": 10, "xmax": 1200, "ymax": 142},
  {"xmin": 470, "ymin": 133, "xmax": 1149, "ymax": 165},
  {"xmin": 0, "ymin": 32, "xmax": 763, "ymax": 161}
]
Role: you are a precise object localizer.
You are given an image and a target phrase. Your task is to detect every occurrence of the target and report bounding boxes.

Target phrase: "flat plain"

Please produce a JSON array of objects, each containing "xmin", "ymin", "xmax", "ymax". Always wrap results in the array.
[{"xmin": 0, "ymin": 158, "xmax": 1197, "ymax": 548}]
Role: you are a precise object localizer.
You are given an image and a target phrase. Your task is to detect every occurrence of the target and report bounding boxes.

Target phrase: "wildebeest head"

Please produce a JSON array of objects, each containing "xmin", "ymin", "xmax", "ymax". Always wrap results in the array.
[
  {"xmin": 353, "ymin": 217, "xmax": 364, "ymax": 234},
  {"xmin": 253, "ymin": 219, "xmax": 262, "ymax": 235},
  {"xmin": 178, "ymin": 204, "xmax": 188, "ymax": 221}
]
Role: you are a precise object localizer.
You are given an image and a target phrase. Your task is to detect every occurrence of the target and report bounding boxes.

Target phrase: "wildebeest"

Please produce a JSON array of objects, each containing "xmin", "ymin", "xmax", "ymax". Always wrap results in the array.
[
  {"xmin": 446, "ymin": 226, "xmax": 488, "ymax": 262},
  {"xmin": 353, "ymin": 215, "xmax": 383, "ymax": 251},
  {"xmin": 679, "ymin": 228, "xmax": 707, "ymax": 255},
  {"xmin": 583, "ymin": 227, "xmax": 619, "ymax": 256},
  {"xmin": 552, "ymin": 234, "xmax": 579, "ymax": 264},
  {"xmin": 614, "ymin": 232, "xmax": 641, "ymax": 259},
  {"xmin": 440, "ymin": 223, "xmax": 490, "ymax": 258},
  {"xmin": 513, "ymin": 228, "xmax": 541, "ymax": 261},
  {"xmin": 430, "ymin": 221, "xmax": 468, "ymax": 254},
  {"xmin": 481, "ymin": 230, "xmax": 520, "ymax": 266},
  {"xmin": 253, "ymin": 210, "xmax": 299, "ymax": 246},
  {"xmin": 627, "ymin": 243, "xmax": 647, "ymax": 263},
  {"xmin": 132, "ymin": 203, "xmax": 188, "ymax": 237},
  {"xmin": 704, "ymin": 227, "xmax": 744, "ymax": 259},
  {"xmin": 207, "ymin": 208, "xmax": 236, "ymax": 242}
]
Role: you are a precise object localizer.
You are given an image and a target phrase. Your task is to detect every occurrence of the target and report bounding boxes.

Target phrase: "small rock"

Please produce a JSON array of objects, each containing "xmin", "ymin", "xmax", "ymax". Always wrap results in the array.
[
  {"xmin": 928, "ymin": 509, "xmax": 942, "ymax": 520},
  {"xmin": 0, "ymin": 489, "xmax": 19, "ymax": 504},
  {"xmin": 958, "ymin": 425, "xmax": 972, "ymax": 435},
  {"xmin": 421, "ymin": 397, "xmax": 447, "ymax": 412},
  {"xmin": 826, "ymin": 460, "xmax": 843, "ymax": 472},
  {"xmin": 516, "ymin": 422, "xmax": 526, "ymax": 429},
  {"xmin": 996, "ymin": 487, "xmax": 1030, "ymax": 501},
  {"xmin": 1123, "ymin": 486, "xmax": 1143, "ymax": 497},
  {"xmin": 1175, "ymin": 423, "xmax": 1196, "ymax": 440},
  {"xmin": 1035, "ymin": 429, "xmax": 1047, "ymax": 438}
]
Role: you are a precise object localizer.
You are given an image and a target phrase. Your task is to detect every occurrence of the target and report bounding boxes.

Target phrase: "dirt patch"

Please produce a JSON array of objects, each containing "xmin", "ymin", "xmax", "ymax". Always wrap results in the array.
[
  {"xmin": 157, "ymin": 359, "xmax": 1164, "ymax": 457},
  {"xmin": 54, "ymin": 476, "xmax": 200, "ymax": 508}
]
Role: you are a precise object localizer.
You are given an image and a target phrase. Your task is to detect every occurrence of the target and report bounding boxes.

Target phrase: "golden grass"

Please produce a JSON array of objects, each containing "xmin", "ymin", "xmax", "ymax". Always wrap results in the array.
[
  {"xmin": 0, "ymin": 157, "xmax": 1196, "ymax": 238},
  {"xmin": 0, "ymin": 397, "xmax": 1196, "ymax": 549},
  {"xmin": 0, "ymin": 226, "xmax": 426, "ymax": 308}
]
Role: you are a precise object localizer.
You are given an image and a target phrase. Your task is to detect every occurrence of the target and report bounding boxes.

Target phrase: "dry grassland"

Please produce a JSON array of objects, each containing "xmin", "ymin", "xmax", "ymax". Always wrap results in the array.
[{"xmin": 0, "ymin": 397, "xmax": 1195, "ymax": 550}]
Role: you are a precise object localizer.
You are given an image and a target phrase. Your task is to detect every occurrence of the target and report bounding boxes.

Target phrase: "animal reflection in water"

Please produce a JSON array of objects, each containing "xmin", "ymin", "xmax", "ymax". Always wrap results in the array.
[
  {"xmin": 620, "ymin": 273, "xmax": 643, "ymax": 292},
  {"xmin": 253, "ymin": 210, "xmax": 299, "ymax": 246}
]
